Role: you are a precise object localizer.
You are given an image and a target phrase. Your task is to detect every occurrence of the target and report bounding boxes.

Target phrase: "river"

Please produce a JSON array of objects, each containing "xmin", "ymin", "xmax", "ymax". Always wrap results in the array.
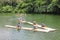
[{"xmin": 0, "ymin": 14, "xmax": 60, "ymax": 40}]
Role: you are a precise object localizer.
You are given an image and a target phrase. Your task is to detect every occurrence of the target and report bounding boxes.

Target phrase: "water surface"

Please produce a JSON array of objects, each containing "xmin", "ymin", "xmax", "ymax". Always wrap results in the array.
[{"xmin": 0, "ymin": 14, "xmax": 60, "ymax": 40}]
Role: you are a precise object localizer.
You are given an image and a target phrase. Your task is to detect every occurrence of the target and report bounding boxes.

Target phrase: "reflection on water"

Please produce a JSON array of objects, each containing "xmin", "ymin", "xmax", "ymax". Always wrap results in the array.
[{"xmin": 0, "ymin": 14, "xmax": 60, "ymax": 40}]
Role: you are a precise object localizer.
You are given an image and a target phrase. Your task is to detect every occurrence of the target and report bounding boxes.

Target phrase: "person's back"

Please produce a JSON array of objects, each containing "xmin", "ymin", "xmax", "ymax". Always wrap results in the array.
[
  {"xmin": 18, "ymin": 17, "xmax": 23, "ymax": 24},
  {"xmin": 33, "ymin": 21, "xmax": 38, "ymax": 29},
  {"xmin": 17, "ymin": 23, "xmax": 21, "ymax": 30}
]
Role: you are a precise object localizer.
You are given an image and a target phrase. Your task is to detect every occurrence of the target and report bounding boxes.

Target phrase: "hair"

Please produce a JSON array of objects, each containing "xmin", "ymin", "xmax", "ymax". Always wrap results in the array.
[
  {"xmin": 33, "ymin": 22, "xmax": 36, "ymax": 25},
  {"xmin": 18, "ymin": 23, "xmax": 20, "ymax": 24}
]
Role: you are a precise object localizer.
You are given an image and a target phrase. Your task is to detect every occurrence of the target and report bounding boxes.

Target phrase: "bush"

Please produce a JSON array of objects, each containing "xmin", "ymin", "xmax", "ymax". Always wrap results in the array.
[{"xmin": 1, "ymin": 5, "xmax": 13, "ymax": 13}]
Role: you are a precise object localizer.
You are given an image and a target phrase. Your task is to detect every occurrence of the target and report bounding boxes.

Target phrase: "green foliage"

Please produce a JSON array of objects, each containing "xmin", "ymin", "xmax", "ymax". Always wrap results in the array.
[
  {"xmin": 47, "ymin": 0, "xmax": 59, "ymax": 12},
  {"xmin": 0, "ymin": 0, "xmax": 60, "ymax": 14},
  {"xmin": 1, "ymin": 5, "xmax": 13, "ymax": 13}
]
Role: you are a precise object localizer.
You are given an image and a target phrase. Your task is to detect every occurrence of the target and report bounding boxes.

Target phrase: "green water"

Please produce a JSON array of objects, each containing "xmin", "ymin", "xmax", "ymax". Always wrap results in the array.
[{"xmin": 0, "ymin": 14, "xmax": 60, "ymax": 40}]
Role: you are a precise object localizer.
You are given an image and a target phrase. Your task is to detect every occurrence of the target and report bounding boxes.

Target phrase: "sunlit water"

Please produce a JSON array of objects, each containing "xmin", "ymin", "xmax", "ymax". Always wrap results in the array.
[{"xmin": 0, "ymin": 14, "xmax": 60, "ymax": 40}]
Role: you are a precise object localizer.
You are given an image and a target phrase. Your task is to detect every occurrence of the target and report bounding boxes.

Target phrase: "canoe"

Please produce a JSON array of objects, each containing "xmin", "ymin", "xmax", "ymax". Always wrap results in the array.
[
  {"xmin": 5, "ymin": 25, "xmax": 56, "ymax": 32},
  {"xmin": 23, "ymin": 21, "xmax": 56, "ymax": 31}
]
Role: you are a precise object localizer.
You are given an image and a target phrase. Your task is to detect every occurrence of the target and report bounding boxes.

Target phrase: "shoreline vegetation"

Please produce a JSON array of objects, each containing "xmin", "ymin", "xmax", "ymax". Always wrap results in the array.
[{"xmin": 0, "ymin": 0, "xmax": 60, "ymax": 15}]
